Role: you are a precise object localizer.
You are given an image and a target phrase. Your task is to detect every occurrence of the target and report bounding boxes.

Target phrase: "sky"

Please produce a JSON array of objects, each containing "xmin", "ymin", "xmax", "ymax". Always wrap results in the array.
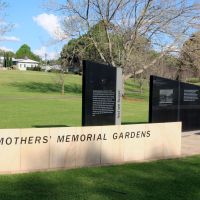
[
  {"xmin": 0, "ymin": 0, "xmax": 66, "ymax": 60},
  {"xmin": 0, "ymin": 0, "xmax": 198, "ymax": 60}
]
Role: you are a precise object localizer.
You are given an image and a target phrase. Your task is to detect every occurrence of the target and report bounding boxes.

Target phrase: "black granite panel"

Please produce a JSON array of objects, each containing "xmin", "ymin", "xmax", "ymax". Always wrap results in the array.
[
  {"xmin": 179, "ymin": 82, "xmax": 200, "ymax": 131},
  {"xmin": 149, "ymin": 76, "xmax": 179, "ymax": 123},
  {"xmin": 149, "ymin": 75, "xmax": 200, "ymax": 131},
  {"xmin": 82, "ymin": 60, "xmax": 117, "ymax": 126}
]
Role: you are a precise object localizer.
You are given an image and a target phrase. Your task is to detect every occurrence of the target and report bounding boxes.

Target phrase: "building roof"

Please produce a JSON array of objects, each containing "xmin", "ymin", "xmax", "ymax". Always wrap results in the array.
[{"xmin": 12, "ymin": 58, "xmax": 39, "ymax": 64}]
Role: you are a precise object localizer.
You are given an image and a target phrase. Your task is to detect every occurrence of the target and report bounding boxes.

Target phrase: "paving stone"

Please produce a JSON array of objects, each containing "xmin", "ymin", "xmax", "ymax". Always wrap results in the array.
[{"xmin": 181, "ymin": 130, "xmax": 200, "ymax": 156}]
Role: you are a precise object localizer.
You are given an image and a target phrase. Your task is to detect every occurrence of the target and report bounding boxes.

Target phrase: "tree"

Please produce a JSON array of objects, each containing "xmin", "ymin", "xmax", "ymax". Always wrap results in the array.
[
  {"xmin": 8, "ymin": 56, "xmax": 12, "ymax": 67},
  {"xmin": 61, "ymin": 38, "xmax": 83, "ymax": 69},
  {"xmin": 61, "ymin": 20, "xmax": 151, "ymax": 70},
  {"xmin": 47, "ymin": 0, "xmax": 200, "ymax": 81},
  {"xmin": 3, "ymin": 52, "xmax": 6, "ymax": 67},
  {"xmin": 3, "ymin": 52, "xmax": 13, "ymax": 68},
  {"xmin": 16, "ymin": 44, "xmax": 41, "ymax": 62},
  {"xmin": 0, "ymin": 49, "xmax": 15, "ymax": 57},
  {"xmin": 60, "ymin": 21, "xmax": 110, "ymax": 69},
  {"xmin": 0, "ymin": 1, "xmax": 13, "ymax": 37},
  {"xmin": 179, "ymin": 32, "xmax": 200, "ymax": 79}
]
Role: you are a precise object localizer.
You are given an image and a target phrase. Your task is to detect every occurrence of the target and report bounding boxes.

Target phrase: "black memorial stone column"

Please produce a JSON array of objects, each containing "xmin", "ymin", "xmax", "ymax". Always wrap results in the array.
[
  {"xmin": 149, "ymin": 75, "xmax": 179, "ymax": 123},
  {"xmin": 82, "ymin": 60, "xmax": 122, "ymax": 126},
  {"xmin": 149, "ymin": 75, "xmax": 200, "ymax": 131},
  {"xmin": 179, "ymin": 82, "xmax": 200, "ymax": 131}
]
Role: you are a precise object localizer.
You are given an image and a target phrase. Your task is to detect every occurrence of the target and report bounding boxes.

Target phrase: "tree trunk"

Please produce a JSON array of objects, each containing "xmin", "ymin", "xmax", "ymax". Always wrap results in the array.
[
  {"xmin": 140, "ymin": 83, "xmax": 143, "ymax": 94},
  {"xmin": 61, "ymin": 80, "xmax": 65, "ymax": 95},
  {"xmin": 61, "ymin": 73, "xmax": 65, "ymax": 95}
]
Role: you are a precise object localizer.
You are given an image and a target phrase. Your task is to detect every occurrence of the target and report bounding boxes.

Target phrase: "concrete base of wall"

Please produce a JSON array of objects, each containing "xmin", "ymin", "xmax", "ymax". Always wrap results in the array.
[{"xmin": 0, "ymin": 122, "xmax": 181, "ymax": 174}]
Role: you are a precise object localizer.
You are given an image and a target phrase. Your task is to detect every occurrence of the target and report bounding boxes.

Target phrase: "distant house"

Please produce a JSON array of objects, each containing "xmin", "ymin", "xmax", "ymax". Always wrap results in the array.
[{"xmin": 12, "ymin": 58, "xmax": 39, "ymax": 71}]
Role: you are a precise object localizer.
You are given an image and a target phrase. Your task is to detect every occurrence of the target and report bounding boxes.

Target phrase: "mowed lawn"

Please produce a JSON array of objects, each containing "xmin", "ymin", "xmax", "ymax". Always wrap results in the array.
[
  {"xmin": 0, "ymin": 155, "xmax": 200, "ymax": 200},
  {"xmin": 1, "ymin": 71, "xmax": 200, "ymax": 200},
  {"xmin": 0, "ymin": 70, "xmax": 148, "ymax": 128}
]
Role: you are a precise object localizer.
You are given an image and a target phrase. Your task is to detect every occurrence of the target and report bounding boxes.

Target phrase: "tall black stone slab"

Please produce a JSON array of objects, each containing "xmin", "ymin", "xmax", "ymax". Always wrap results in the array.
[
  {"xmin": 82, "ymin": 60, "xmax": 122, "ymax": 126},
  {"xmin": 149, "ymin": 76, "xmax": 179, "ymax": 123},
  {"xmin": 179, "ymin": 82, "xmax": 200, "ymax": 131},
  {"xmin": 149, "ymin": 75, "xmax": 200, "ymax": 131}
]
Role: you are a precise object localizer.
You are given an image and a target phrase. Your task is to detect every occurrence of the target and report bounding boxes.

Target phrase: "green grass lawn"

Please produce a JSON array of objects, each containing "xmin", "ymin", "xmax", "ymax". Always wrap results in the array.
[
  {"xmin": 1, "ymin": 71, "xmax": 200, "ymax": 200},
  {"xmin": 0, "ymin": 70, "xmax": 148, "ymax": 128},
  {"xmin": 0, "ymin": 155, "xmax": 199, "ymax": 200}
]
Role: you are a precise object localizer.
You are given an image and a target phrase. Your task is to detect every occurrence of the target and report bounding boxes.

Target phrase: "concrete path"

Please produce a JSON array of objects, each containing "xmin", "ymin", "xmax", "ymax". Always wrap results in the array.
[{"xmin": 181, "ymin": 130, "xmax": 200, "ymax": 156}]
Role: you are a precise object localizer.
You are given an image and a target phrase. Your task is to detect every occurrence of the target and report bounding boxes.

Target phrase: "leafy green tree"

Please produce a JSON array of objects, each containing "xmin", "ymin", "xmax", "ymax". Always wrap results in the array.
[
  {"xmin": 3, "ymin": 52, "xmax": 13, "ymax": 68},
  {"xmin": 61, "ymin": 20, "xmax": 151, "ymax": 80},
  {"xmin": 6, "ymin": 53, "xmax": 9, "ymax": 67},
  {"xmin": 3, "ymin": 52, "xmax": 6, "ymax": 67},
  {"xmin": 8, "ymin": 57, "xmax": 12, "ymax": 67},
  {"xmin": 16, "ymin": 44, "xmax": 41, "ymax": 62},
  {"xmin": 61, "ymin": 21, "xmax": 134, "ymax": 68}
]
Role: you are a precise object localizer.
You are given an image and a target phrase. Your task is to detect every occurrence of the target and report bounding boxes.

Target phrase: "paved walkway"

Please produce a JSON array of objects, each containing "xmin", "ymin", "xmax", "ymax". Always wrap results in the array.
[{"xmin": 181, "ymin": 130, "xmax": 200, "ymax": 156}]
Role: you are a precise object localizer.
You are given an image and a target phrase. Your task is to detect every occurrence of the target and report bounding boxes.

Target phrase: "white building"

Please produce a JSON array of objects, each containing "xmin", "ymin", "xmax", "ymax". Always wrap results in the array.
[{"xmin": 13, "ymin": 58, "xmax": 39, "ymax": 71}]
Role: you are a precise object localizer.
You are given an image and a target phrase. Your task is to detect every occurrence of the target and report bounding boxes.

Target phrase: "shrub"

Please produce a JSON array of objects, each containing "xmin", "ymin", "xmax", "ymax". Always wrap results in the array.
[{"xmin": 27, "ymin": 66, "xmax": 42, "ymax": 71}]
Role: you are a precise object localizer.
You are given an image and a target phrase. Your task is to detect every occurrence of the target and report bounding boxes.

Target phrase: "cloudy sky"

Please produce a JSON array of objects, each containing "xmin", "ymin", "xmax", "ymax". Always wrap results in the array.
[{"xmin": 0, "ymin": 0, "xmax": 67, "ymax": 60}]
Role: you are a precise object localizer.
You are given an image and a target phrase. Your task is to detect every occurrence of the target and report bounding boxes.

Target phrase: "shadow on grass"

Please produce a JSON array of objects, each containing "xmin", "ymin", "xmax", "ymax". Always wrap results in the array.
[
  {"xmin": 33, "ymin": 125, "xmax": 70, "ymax": 128},
  {"xmin": 74, "ymin": 156, "xmax": 200, "ymax": 200},
  {"xmin": 10, "ymin": 82, "xmax": 82, "ymax": 94},
  {"xmin": 1, "ymin": 156, "xmax": 200, "ymax": 200},
  {"xmin": 125, "ymin": 81, "xmax": 142, "ymax": 88}
]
